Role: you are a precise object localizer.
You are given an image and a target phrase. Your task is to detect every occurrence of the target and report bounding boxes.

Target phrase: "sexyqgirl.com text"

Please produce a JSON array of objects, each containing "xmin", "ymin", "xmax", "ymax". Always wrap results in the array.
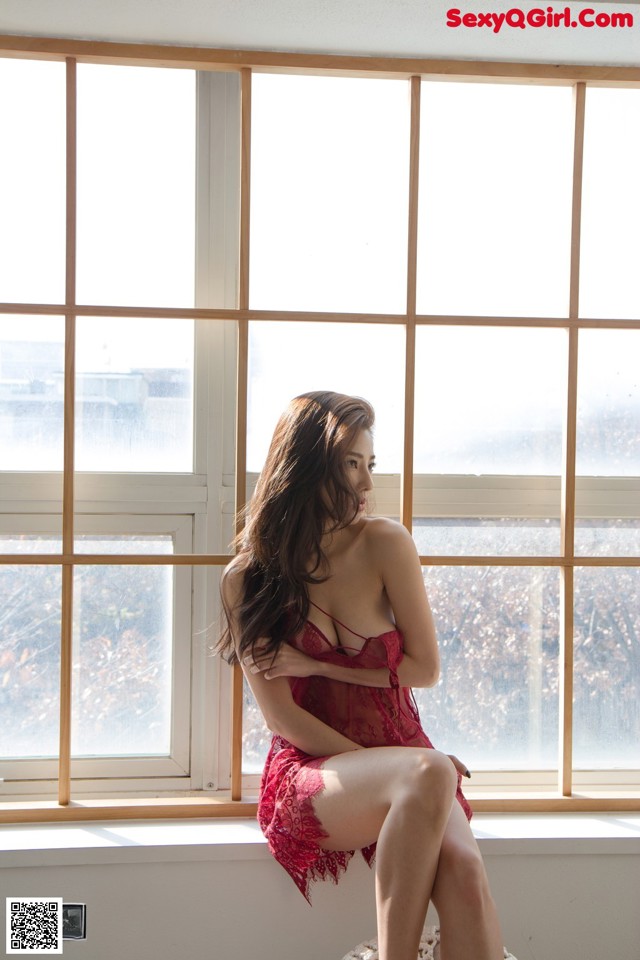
[{"xmin": 446, "ymin": 6, "xmax": 634, "ymax": 32}]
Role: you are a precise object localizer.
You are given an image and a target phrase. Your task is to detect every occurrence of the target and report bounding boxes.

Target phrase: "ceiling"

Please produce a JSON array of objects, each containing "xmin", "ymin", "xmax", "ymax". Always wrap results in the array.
[{"xmin": 1, "ymin": 0, "xmax": 639, "ymax": 66}]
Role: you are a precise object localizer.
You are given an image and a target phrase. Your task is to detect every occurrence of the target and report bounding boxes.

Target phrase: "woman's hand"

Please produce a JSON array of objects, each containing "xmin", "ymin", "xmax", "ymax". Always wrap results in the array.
[
  {"xmin": 243, "ymin": 643, "xmax": 319, "ymax": 680},
  {"xmin": 447, "ymin": 753, "xmax": 472, "ymax": 779}
]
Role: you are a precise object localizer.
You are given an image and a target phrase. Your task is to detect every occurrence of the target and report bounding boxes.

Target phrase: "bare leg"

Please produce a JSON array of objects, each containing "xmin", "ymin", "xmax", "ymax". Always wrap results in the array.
[
  {"xmin": 311, "ymin": 746, "xmax": 458, "ymax": 960},
  {"xmin": 431, "ymin": 801, "xmax": 504, "ymax": 960}
]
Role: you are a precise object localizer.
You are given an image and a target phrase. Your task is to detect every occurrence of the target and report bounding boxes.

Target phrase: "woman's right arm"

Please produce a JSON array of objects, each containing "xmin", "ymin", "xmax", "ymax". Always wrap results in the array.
[{"xmin": 222, "ymin": 565, "xmax": 364, "ymax": 758}]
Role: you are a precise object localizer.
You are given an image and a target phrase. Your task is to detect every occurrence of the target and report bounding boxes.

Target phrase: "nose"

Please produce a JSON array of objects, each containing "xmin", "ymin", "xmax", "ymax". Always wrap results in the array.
[{"xmin": 360, "ymin": 467, "xmax": 373, "ymax": 492}]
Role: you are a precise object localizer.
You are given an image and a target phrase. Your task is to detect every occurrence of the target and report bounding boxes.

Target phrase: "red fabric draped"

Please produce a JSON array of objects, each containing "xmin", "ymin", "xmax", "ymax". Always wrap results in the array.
[{"xmin": 257, "ymin": 623, "xmax": 472, "ymax": 901}]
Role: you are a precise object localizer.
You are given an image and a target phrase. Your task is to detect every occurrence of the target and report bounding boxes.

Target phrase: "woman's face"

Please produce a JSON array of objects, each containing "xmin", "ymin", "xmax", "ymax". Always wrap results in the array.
[{"xmin": 343, "ymin": 428, "xmax": 376, "ymax": 518}]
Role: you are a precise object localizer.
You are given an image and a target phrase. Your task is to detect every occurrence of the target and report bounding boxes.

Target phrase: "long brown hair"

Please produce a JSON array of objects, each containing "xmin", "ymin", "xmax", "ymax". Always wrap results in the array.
[{"xmin": 218, "ymin": 391, "xmax": 375, "ymax": 664}]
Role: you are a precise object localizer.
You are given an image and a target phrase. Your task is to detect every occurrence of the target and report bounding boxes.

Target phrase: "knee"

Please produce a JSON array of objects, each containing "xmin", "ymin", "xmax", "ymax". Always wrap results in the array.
[
  {"xmin": 396, "ymin": 749, "xmax": 458, "ymax": 811},
  {"xmin": 416, "ymin": 749, "xmax": 459, "ymax": 796}
]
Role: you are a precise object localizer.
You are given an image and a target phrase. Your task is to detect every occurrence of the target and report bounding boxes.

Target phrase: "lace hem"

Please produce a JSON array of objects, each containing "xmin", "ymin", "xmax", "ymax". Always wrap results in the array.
[
  {"xmin": 258, "ymin": 742, "xmax": 376, "ymax": 902},
  {"xmin": 259, "ymin": 735, "xmax": 471, "ymax": 900}
]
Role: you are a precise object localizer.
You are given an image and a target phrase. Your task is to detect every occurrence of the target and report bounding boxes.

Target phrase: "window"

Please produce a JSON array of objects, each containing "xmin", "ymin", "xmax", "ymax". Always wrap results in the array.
[
  {"xmin": 0, "ymin": 59, "xmax": 225, "ymax": 808},
  {"xmin": 0, "ymin": 40, "xmax": 638, "ymax": 822}
]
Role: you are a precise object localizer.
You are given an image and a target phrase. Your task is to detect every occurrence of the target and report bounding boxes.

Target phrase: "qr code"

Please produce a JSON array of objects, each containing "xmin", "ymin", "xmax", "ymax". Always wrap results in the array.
[{"xmin": 6, "ymin": 899, "xmax": 63, "ymax": 954}]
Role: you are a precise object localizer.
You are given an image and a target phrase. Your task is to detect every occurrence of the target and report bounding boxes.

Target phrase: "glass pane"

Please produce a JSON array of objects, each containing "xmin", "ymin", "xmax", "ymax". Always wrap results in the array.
[
  {"xmin": 75, "ymin": 317, "xmax": 194, "ymax": 471},
  {"xmin": 0, "ymin": 316, "xmax": 65, "ymax": 471},
  {"xmin": 574, "ymin": 567, "xmax": 639, "ymax": 768},
  {"xmin": 415, "ymin": 327, "xmax": 566, "ymax": 475},
  {"xmin": 417, "ymin": 82, "xmax": 573, "ymax": 317},
  {"xmin": 576, "ymin": 330, "xmax": 640, "ymax": 477},
  {"xmin": 575, "ymin": 520, "xmax": 640, "ymax": 558},
  {"xmin": 580, "ymin": 89, "xmax": 640, "ymax": 320},
  {"xmin": 414, "ymin": 519, "xmax": 559, "ymax": 557},
  {"xmin": 0, "ymin": 59, "xmax": 65, "ymax": 304},
  {"xmin": 76, "ymin": 65, "xmax": 195, "ymax": 307},
  {"xmin": 247, "ymin": 322, "xmax": 404, "ymax": 475},
  {"xmin": 414, "ymin": 566, "xmax": 559, "ymax": 769},
  {"xmin": 243, "ymin": 679, "xmax": 270, "ymax": 774},
  {"xmin": 0, "ymin": 534, "xmax": 61, "ymax": 556},
  {"xmin": 250, "ymin": 75, "xmax": 410, "ymax": 313},
  {"xmin": 0, "ymin": 564, "xmax": 61, "ymax": 759},
  {"xmin": 72, "ymin": 541, "xmax": 173, "ymax": 757}
]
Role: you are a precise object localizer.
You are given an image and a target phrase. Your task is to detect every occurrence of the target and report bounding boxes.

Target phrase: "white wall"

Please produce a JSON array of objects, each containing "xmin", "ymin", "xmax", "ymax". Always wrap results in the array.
[
  {"xmin": 3, "ymin": 849, "xmax": 640, "ymax": 960},
  {"xmin": 2, "ymin": 819, "xmax": 640, "ymax": 960}
]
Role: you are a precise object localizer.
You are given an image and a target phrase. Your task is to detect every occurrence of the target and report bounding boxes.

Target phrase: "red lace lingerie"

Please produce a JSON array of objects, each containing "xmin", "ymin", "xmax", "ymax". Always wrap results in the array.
[{"xmin": 257, "ymin": 613, "xmax": 472, "ymax": 901}]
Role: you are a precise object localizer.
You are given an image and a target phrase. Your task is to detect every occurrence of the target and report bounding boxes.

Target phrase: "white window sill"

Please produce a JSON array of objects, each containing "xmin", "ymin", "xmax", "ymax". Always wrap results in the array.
[{"xmin": 1, "ymin": 814, "xmax": 639, "ymax": 869}]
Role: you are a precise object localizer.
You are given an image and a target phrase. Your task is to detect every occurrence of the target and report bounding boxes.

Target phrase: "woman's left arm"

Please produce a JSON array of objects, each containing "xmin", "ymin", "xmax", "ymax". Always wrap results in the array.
[
  {"xmin": 324, "ymin": 520, "xmax": 440, "ymax": 689},
  {"xmin": 369, "ymin": 518, "xmax": 440, "ymax": 687}
]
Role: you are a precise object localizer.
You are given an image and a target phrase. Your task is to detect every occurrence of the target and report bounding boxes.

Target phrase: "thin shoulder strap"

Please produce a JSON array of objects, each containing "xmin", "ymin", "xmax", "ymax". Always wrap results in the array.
[{"xmin": 308, "ymin": 599, "xmax": 369, "ymax": 642}]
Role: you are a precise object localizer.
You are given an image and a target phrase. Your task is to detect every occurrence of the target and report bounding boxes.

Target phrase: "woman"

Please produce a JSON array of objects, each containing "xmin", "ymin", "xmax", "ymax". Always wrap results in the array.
[{"xmin": 220, "ymin": 391, "xmax": 505, "ymax": 960}]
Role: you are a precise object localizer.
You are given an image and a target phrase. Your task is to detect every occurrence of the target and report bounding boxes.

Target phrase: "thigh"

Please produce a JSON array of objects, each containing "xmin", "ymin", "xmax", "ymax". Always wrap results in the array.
[{"xmin": 312, "ymin": 745, "xmax": 451, "ymax": 853}]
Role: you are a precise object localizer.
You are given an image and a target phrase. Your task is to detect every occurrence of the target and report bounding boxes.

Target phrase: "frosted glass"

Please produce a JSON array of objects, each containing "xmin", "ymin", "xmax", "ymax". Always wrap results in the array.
[
  {"xmin": 416, "ymin": 82, "xmax": 573, "ymax": 317},
  {"xmin": 414, "ymin": 566, "xmax": 559, "ymax": 769},
  {"xmin": 72, "ymin": 541, "xmax": 173, "ymax": 757},
  {"xmin": 75, "ymin": 317, "xmax": 194, "ymax": 472},
  {"xmin": 576, "ymin": 330, "xmax": 640, "ymax": 477},
  {"xmin": 575, "ymin": 520, "xmax": 640, "ymax": 558},
  {"xmin": 0, "ymin": 59, "xmax": 65, "ymax": 304},
  {"xmin": 243, "ymin": 680, "xmax": 269, "ymax": 773},
  {"xmin": 0, "ymin": 564, "xmax": 61, "ymax": 759},
  {"xmin": 250, "ymin": 74, "xmax": 410, "ymax": 313},
  {"xmin": 414, "ymin": 327, "xmax": 566, "ymax": 475},
  {"xmin": 0, "ymin": 316, "xmax": 65, "ymax": 471},
  {"xmin": 413, "ymin": 519, "xmax": 559, "ymax": 557},
  {"xmin": 76, "ymin": 65, "xmax": 195, "ymax": 307},
  {"xmin": 574, "ymin": 567, "xmax": 640, "ymax": 769},
  {"xmin": 580, "ymin": 89, "xmax": 640, "ymax": 320}
]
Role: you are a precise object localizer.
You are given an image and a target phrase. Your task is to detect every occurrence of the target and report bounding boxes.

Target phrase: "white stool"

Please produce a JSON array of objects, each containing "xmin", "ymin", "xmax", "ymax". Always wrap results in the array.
[{"xmin": 341, "ymin": 925, "xmax": 518, "ymax": 959}]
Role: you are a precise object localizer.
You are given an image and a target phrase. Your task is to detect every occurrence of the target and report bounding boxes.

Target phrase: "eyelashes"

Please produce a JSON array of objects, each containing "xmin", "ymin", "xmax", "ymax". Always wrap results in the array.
[{"xmin": 346, "ymin": 459, "xmax": 376, "ymax": 471}]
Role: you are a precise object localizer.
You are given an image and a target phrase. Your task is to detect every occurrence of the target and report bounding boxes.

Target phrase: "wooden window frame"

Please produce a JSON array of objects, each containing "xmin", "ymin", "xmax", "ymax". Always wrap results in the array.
[{"xmin": 0, "ymin": 35, "xmax": 639, "ymax": 823}]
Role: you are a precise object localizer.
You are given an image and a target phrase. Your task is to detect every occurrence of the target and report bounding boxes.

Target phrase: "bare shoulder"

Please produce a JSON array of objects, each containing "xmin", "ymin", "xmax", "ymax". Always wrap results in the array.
[
  {"xmin": 221, "ymin": 555, "xmax": 246, "ymax": 608},
  {"xmin": 363, "ymin": 517, "xmax": 420, "ymax": 583},
  {"xmin": 362, "ymin": 516, "xmax": 417, "ymax": 552}
]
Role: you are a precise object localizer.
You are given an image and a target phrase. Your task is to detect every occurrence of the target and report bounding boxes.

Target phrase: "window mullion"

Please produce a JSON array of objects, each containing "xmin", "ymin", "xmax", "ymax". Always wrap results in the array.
[
  {"xmin": 231, "ymin": 67, "xmax": 252, "ymax": 802},
  {"xmin": 58, "ymin": 56, "xmax": 78, "ymax": 808},
  {"xmin": 193, "ymin": 71, "xmax": 242, "ymax": 791},
  {"xmin": 401, "ymin": 76, "xmax": 420, "ymax": 532},
  {"xmin": 559, "ymin": 81, "xmax": 586, "ymax": 798}
]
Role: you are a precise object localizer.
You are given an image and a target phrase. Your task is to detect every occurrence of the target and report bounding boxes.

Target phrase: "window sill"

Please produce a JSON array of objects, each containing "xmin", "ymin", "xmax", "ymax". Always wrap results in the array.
[
  {"xmin": 0, "ymin": 797, "xmax": 258, "ymax": 825},
  {"xmin": 1, "ymin": 814, "xmax": 639, "ymax": 870},
  {"xmin": 1, "ymin": 791, "xmax": 639, "ymax": 825}
]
